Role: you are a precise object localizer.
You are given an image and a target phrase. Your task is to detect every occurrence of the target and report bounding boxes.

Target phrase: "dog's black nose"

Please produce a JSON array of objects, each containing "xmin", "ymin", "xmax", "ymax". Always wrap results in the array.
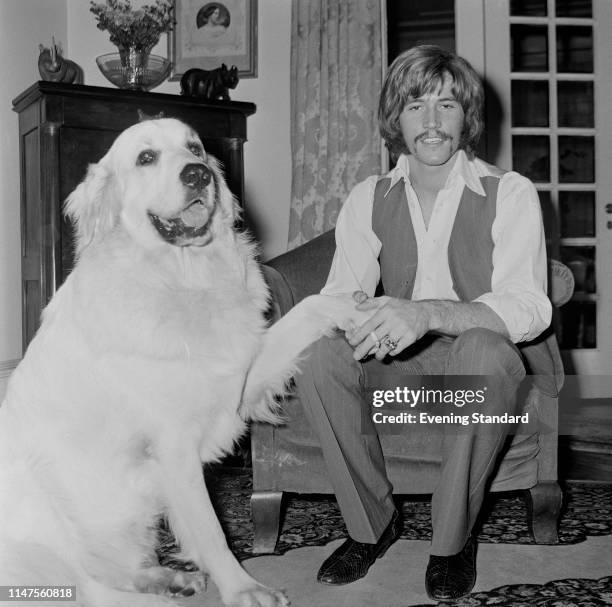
[{"xmin": 180, "ymin": 163, "xmax": 211, "ymax": 189}]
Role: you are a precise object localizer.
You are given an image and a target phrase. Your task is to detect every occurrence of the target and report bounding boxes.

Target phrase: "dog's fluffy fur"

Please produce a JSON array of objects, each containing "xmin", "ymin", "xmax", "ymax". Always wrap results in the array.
[{"xmin": 0, "ymin": 119, "xmax": 367, "ymax": 607}]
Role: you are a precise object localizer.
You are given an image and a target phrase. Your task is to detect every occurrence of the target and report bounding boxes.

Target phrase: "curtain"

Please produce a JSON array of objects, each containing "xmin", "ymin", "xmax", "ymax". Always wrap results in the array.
[{"xmin": 288, "ymin": 0, "xmax": 384, "ymax": 249}]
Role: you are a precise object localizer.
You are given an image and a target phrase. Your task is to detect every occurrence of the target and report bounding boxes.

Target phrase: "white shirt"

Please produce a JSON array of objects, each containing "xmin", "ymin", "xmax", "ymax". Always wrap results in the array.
[{"xmin": 321, "ymin": 151, "xmax": 552, "ymax": 343}]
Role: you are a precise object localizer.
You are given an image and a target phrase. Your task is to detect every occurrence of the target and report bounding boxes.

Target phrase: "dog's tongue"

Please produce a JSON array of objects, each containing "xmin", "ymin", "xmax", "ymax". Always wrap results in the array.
[{"xmin": 179, "ymin": 201, "xmax": 208, "ymax": 228}]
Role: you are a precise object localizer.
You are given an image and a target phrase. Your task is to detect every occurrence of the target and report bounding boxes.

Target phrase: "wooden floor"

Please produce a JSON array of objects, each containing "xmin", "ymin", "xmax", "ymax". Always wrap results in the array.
[{"xmin": 559, "ymin": 397, "xmax": 612, "ymax": 481}]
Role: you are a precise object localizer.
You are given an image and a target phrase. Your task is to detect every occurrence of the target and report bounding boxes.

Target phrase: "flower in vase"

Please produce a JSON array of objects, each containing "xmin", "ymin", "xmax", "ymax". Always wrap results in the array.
[{"xmin": 90, "ymin": 0, "xmax": 174, "ymax": 52}]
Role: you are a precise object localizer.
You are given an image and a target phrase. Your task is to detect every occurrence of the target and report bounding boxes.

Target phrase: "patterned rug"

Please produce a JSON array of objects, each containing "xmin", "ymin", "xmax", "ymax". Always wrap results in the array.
[
  {"xmin": 157, "ymin": 468, "xmax": 612, "ymax": 605},
  {"xmin": 409, "ymin": 576, "xmax": 612, "ymax": 607}
]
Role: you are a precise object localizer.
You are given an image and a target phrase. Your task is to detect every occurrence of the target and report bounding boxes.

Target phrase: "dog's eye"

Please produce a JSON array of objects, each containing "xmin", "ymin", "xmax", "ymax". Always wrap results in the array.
[
  {"xmin": 188, "ymin": 143, "xmax": 203, "ymax": 157},
  {"xmin": 137, "ymin": 150, "xmax": 158, "ymax": 166}
]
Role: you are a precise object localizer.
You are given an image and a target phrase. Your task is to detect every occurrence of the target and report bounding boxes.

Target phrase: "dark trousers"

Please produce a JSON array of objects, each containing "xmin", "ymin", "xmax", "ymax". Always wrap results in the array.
[{"xmin": 294, "ymin": 328, "xmax": 526, "ymax": 555}]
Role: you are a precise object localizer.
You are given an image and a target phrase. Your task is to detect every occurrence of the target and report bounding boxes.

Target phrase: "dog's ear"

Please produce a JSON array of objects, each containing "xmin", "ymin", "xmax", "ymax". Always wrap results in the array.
[
  {"xmin": 209, "ymin": 156, "xmax": 240, "ymax": 224},
  {"xmin": 64, "ymin": 160, "xmax": 118, "ymax": 256}
]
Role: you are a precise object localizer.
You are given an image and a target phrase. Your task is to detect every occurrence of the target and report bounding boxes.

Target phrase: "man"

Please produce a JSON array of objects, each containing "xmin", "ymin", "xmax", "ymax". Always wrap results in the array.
[{"xmin": 295, "ymin": 45, "xmax": 561, "ymax": 601}]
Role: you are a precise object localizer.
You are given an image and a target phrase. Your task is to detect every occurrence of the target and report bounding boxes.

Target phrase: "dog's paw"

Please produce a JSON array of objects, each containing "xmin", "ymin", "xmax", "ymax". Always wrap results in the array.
[
  {"xmin": 226, "ymin": 586, "xmax": 289, "ymax": 607},
  {"xmin": 314, "ymin": 294, "xmax": 373, "ymax": 332},
  {"xmin": 166, "ymin": 570, "xmax": 207, "ymax": 597},
  {"xmin": 297, "ymin": 294, "xmax": 369, "ymax": 333},
  {"xmin": 134, "ymin": 566, "xmax": 207, "ymax": 597}
]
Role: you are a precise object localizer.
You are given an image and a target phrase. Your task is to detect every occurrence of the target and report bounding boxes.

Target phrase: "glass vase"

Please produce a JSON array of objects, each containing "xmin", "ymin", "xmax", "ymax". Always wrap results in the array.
[
  {"xmin": 96, "ymin": 46, "xmax": 171, "ymax": 92},
  {"xmin": 117, "ymin": 45, "xmax": 153, "ymax": 90}
]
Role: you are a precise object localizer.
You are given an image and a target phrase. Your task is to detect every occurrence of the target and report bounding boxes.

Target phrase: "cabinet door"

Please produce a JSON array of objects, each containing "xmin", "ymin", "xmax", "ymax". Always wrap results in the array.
[{"xmin": 459, "ymin": 0, "xmax": 612, "ymax": 392}]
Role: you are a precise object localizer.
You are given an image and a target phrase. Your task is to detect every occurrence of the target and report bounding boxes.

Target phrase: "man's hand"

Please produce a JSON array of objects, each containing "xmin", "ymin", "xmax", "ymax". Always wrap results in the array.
[
  {"xmin": 345, "ymin": 291, "xmax": 509, "ymax": 361},
  {"xmin": 346, "ymin": 292, "xmax": 432, "ymax": 360}
]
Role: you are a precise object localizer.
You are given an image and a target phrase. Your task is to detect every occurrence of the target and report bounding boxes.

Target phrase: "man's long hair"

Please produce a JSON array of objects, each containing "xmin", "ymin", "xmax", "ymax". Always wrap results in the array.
[{"xmin": 379, "ymin": 45, "xmax": 484, "ymax": 158}]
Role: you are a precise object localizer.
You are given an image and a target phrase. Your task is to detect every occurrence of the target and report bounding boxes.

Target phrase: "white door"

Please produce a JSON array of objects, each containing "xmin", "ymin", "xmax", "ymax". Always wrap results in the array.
[{"xmin": 457, "ymin": 0, "xmax": 612, "ymax": 395}]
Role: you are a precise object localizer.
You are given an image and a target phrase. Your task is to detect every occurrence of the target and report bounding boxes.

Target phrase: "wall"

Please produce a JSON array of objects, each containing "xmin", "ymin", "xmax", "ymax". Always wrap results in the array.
[
  {"xmin": 0, "ymin": 0, "xmax": 68, "ymax": 368},
  {"xmin": 0, "ymin": 0, "xmax": 292, "ymax": 393},
  {"xmin": 66, "ymin": 0, "xmax": 292, "ymax": 259}
]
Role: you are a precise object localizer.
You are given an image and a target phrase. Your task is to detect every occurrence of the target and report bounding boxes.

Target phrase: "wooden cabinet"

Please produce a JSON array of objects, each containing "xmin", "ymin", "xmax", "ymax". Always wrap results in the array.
[{"xmin": 12, "ymin": 81, "xmax": 256, "ymax": 350}]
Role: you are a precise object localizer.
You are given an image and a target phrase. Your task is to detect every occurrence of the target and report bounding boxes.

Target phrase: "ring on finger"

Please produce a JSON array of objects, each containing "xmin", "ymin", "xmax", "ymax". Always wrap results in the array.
[
  {"xmin": 369, "ymin": 331, "xmax": 381, "ymax": 349},
  {"xmin": 382, "ymin": 336, "xmax": 399, "ymax": 351}
]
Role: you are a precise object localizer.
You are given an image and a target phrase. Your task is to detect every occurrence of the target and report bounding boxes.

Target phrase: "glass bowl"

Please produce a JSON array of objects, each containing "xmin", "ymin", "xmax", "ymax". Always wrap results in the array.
[{"xmin": 96, "ymin": 52, "xmax": 171, "ymax": 91}]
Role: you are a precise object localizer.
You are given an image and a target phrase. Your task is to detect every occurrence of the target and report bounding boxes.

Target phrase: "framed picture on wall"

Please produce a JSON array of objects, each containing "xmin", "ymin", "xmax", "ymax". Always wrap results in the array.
[{"xmin": 169, "ymin": 0, "xmax": 258, "ymax": 79}]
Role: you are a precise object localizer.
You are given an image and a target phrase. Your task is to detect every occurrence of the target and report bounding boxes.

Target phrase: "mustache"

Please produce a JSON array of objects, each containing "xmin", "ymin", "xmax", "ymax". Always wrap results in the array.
[{"xmin": 415, "ymin": 131, "xmax": 452, "ymax": 142}]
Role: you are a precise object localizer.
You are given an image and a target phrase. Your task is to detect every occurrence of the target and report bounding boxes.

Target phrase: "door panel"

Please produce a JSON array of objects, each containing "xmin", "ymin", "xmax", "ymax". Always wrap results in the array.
[{"xmin": 458, "ymin": 0, "xmax": 612, "ymax": 394}]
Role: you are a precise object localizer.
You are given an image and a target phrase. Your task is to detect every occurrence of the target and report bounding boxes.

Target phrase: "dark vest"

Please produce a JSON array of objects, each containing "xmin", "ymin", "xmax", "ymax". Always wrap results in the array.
[{"xmin": 372, "ymin": 176, "xmax": 563, "ymax": 396}]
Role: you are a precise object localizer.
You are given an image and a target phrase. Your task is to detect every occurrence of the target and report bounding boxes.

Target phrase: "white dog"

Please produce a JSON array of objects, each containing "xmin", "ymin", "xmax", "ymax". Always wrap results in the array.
[{"xmin": 0, "ymin": 119, "xmax": 367, "ymax": 607}]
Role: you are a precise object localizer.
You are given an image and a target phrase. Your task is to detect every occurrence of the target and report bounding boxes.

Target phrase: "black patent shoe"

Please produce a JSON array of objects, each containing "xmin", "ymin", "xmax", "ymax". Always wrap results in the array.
[
  {"xmin": 425, "ymin": 535, "xmax": 477, "ymax": 602},
  {"xmin": 316, "ymin": 510, "xmax": 402, "ymax": 585}
]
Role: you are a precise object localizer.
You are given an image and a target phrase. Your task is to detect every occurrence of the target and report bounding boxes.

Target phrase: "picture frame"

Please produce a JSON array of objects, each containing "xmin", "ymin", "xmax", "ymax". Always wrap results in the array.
[{"xmin": 169, "ymin": 0, "xmax": 258, "ymax": 80}]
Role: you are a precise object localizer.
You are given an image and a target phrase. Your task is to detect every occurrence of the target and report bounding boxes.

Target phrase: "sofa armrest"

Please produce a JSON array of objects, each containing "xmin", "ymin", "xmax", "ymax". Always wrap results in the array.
[
  {"xmin": 263, "ymin": 229, "xmax": 336, "ymax": 316},
  {"xmin": 260, "ymin": 265, "xmax": 294, "ymax": 321}
]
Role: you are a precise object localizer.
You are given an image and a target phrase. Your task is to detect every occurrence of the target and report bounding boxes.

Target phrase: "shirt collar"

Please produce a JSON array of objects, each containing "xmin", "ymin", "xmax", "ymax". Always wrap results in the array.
[{"xmin": 385, "ymin": 150, "xmax": 486, "ymax": 197}]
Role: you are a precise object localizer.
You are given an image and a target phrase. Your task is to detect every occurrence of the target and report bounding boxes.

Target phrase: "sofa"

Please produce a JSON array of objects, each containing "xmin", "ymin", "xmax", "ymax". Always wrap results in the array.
[{"xmin": 252, "ymin": 229, "xmax": 569, "ymax": 554}]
